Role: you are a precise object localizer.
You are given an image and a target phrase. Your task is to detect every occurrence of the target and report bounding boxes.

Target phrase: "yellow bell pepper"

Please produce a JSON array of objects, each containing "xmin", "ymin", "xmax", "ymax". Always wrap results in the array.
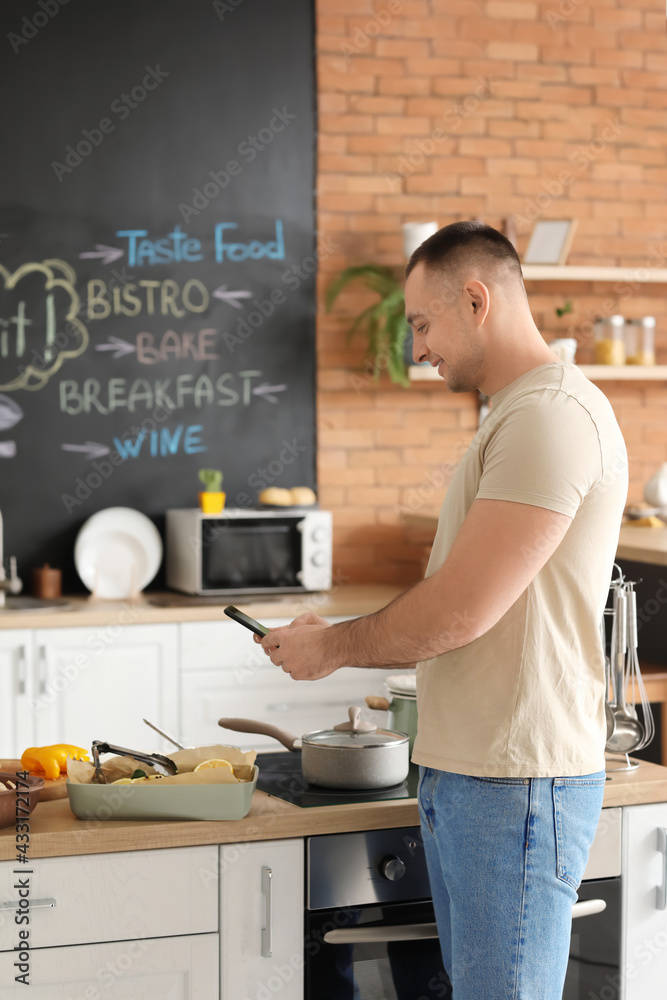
[{"xmin": 21, "ymin": 744, "xmax": 89, "ymax": 781}]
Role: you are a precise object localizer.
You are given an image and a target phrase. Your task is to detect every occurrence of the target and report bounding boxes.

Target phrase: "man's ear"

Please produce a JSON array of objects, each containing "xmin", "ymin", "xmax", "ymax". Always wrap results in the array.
[{"xmin": 465, "ymin": 280, "xmax": 489, "ymax": 323}]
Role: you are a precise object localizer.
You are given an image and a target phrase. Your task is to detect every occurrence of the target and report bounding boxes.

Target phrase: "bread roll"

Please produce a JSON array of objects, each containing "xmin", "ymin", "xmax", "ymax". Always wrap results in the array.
[
  {"xmin": 290, "ymin": 486, "xmax": 317, "ymax": 506},
  {"xmin": 258, "ymin": 487, "xmax": 293, "ymax": 506}
]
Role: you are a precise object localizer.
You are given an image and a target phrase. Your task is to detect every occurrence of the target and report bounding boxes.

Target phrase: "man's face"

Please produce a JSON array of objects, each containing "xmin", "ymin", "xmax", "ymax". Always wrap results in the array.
[{"xmin": 405, "ymin": 262, "xmax": 485, "ymax": 394}]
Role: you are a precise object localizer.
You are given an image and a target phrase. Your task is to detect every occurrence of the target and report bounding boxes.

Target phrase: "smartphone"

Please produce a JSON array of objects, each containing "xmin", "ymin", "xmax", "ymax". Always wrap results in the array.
[{"xmin": 223, "ymin": 605, "xmax": 270, "ymax": 637}]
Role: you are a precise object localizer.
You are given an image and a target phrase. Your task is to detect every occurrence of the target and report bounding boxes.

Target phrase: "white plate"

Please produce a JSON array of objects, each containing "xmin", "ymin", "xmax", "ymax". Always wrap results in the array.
[
  {"xmin": 74, "ymin": 508, "xmax": 163, "ymax": 599},
  {"xmin": 386, "ymin": 673, "xmax": 417, "ymax": 696}
]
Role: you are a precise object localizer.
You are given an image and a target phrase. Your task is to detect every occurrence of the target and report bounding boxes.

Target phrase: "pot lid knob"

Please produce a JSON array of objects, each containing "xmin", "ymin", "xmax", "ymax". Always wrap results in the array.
[{"xmin": 333, "ymin": 705, "xmax": 377, "ymax": 733}]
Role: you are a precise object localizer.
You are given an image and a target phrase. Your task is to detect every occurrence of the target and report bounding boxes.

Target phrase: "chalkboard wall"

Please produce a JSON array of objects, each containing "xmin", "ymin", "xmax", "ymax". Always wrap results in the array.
[{"xmin": 0, "ymin": 0, "xmax": 317, "ymax": 591}]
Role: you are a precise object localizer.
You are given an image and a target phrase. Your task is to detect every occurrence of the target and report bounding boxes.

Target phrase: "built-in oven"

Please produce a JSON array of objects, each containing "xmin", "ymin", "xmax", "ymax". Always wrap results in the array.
[{"xmin": 305, "ymin": 819, "xmax": 621, "ymax": 1000}]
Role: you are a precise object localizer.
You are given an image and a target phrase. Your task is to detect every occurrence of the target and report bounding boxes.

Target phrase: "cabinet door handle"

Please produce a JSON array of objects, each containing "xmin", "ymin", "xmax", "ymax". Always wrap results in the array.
[
  {"xmin": 0, "ymin": 898, "xmax": 56, "ymax": 911},
  {"xmin": 261, "ymin": 866, "xmax": 273, "ymax": 958},
  {"xmin": 15, "ymin": 645, "xmax": 27, "ymax": 696},
  {"xmin": 657, "ymin": 827, "xmax": 667, "ymax": 911},
  {"xmin": 37, "ymin": 646, "xmax": 47, "ymax": 695}
]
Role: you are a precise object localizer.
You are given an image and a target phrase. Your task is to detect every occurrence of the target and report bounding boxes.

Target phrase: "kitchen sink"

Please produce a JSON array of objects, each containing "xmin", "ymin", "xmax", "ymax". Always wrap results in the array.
[{"xmin": 0, "ymin": 596, "xmax": 73, "ymax": 613}]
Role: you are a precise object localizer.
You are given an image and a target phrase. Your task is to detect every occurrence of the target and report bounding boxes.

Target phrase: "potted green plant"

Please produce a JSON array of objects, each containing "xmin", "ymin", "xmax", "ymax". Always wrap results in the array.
[
  {"xmin": 198, "ymin": 469, "xmax": 225, "ymax": 513},
  {"xmin": 325, "ymin": 265, "xmax": 410, "ymax": 387}
]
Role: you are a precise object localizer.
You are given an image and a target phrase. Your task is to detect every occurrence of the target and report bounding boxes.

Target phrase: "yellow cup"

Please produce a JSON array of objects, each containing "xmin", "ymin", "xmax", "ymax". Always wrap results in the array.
[{"xmin": 198, "ymin": 491, "xmax": 226, "ymax": 514}]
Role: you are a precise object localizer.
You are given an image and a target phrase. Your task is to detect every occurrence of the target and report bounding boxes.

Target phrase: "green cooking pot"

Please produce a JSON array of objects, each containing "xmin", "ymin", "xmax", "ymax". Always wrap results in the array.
[{"xmin": 366, "ymin": 677, "xmax": 418, "ymax": 751}]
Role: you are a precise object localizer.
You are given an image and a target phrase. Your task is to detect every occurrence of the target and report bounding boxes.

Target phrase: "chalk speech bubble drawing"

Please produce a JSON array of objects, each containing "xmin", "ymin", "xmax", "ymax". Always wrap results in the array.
[{"xmin": 0, "ymin": 259, "xmax": 89, "ymax": 391}]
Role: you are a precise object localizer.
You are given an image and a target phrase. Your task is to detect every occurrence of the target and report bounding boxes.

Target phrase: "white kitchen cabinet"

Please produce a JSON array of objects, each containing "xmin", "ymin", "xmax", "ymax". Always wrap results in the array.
[
  {"xmin": 219, "ymin": 838, "xmax": 304, "ymax": 1000},
  {"xmin": 0, "ymin": 933, "xmax": 218, "ymax": 998},
  {"xmin": 0, "ymin": 846, "xmax": 218, "ymax": 951},
  {"xmin": 0, "ymin": 845, "xmax": 219, "ymax": 998},
  {"xmin": 0, "ymin": 631, "xmax": 33, "ymax": 758},
  {"xmin": 621, "ymin": 802, "xmax": 667, "ymax": 999},
  {"xmin": 30, "ymin": 624, "xmax": 179, "ymax": 755},
  {"xmin": 181, "ymin": 619, "xmax": 395, "ymax": 750}
]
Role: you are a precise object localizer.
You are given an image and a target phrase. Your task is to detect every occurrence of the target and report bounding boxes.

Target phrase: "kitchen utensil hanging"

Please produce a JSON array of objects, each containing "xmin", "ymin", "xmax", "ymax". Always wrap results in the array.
[
  {"xmin": 623, "ymin": 583, "xmax": 655, "ymax": 748},
  {"xmin": 604, "ymin": 565, "xmax": 654, "ymax": 772}
]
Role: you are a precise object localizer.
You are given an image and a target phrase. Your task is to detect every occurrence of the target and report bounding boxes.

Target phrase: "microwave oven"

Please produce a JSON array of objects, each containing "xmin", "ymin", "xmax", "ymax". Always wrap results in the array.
[{"xmin": 165, "ymin": 508, "xmax": 333, "ymax": 596}]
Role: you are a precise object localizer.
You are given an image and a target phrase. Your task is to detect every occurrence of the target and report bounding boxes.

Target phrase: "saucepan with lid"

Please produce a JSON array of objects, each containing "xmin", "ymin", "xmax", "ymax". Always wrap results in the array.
[{"xmin": 218, "ymin": 706, "xmax": 409, "ymax": 790}]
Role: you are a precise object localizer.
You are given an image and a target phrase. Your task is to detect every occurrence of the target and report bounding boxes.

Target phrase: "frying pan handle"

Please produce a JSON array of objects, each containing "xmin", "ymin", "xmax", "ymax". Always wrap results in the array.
[{"xmin": 218, "ymin": 717, "xmax": 300, "ymax": 752}]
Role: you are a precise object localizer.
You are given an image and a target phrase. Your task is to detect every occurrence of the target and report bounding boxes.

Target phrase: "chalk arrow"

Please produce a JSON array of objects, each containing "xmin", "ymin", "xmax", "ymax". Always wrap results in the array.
[
  {"xmin": 0, "ymin": 394, "xmax": 23, "ymax": 431},
  {"xmin": 213, "ymin": 285, "xmax": 252, "ymax": 309},
  {"xmin": 79, "ymin": 244, "xmax": 124, "ymax": 265},
  {"xmin": 62, "ymin": 441, "xmax": 111, "ymax": 461},
  {"xmin": 0, "ymin": 442, "xmax": 16, "ymax": 458},
  {"xmin": 252, "ymin": 383, "xmax": 288, "ymax": 404},
  {"xmin": 95, "ymin": 336, "xmax": 136, "ymax": 360}
]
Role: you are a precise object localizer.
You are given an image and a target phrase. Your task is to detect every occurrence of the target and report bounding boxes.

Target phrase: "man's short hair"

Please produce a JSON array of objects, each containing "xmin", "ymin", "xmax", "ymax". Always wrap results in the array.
[{"xmin": 405, "ymin": 220, "xmax": 524, "ymax": 289}]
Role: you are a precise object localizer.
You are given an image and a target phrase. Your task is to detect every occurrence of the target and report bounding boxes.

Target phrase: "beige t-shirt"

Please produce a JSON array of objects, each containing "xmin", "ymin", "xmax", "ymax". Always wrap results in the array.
[{"xmin": 412, "ymin": 362, "xmax": 628, "ymax": 778}]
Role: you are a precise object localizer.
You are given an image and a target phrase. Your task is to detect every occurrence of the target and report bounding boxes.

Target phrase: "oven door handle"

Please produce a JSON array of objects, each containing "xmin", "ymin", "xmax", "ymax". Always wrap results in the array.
[
  {"xmin": 323, "ymin": 923, "xmax": 439, "ymax": 944},
  {"xmin": 571, "ymin": 899, "xmax": 606, "ymax": 920},
  {"xmin": 323, "ymin": 899, "xmax": 606, "ymax": 945}
]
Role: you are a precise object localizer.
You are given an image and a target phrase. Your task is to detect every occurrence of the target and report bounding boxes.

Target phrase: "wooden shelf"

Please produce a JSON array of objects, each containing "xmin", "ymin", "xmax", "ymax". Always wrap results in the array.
[
  {"xmin": 579, "ymin": 365, "xmax": 667, "ymax": 381},
  {"xmin": 522, "ymin": 265, "xmax": 667, "ymax": 283},
  {"xmin": 408, "ymin": 364, "xmax": 667, "ymax": 382}
]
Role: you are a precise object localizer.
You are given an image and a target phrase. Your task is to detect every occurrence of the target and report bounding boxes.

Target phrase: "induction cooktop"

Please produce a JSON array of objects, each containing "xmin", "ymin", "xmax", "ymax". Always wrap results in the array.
[{"xmin": 255, "ymin": 750, "xmax": 420, "ymax": 808}]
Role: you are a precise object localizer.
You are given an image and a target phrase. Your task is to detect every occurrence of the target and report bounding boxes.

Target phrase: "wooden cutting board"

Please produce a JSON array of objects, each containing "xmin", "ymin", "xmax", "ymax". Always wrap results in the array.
[{"xmin": 0, "ymin": 759, "xmax": 69, "ymax": 800}]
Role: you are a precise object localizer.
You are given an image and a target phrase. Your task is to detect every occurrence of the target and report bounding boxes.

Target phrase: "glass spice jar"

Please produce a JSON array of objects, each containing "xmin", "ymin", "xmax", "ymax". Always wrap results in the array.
[
  {"xmin": 625, "ymin": 316, "xmax": 656, "ymax": 366},
  {"xmin": 594, "ymin": 315, "xmax": 625, "ymax": 365}
]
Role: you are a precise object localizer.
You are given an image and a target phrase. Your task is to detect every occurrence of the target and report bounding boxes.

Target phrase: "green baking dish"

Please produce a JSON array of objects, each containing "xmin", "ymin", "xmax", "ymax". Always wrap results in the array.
[{"xmin": 66, "ymin": 765, "xmax": 258, "ymax": 821}]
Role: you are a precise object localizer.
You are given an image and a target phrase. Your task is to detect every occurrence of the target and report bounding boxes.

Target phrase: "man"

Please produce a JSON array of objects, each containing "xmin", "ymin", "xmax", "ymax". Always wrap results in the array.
[{"xmin": 256, "ymin": 221, "xmax": 628, "ymax": 999}]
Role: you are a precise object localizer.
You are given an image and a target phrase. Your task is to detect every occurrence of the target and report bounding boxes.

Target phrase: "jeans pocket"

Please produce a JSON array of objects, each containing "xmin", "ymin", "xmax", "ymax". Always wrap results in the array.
[
  {"xmin": 553, "ymin": 773, "xmax": 606, "ymax": 889},
  {"xmin": 417, "ymin": 766, "xmax": 435, "ymax": 832}
]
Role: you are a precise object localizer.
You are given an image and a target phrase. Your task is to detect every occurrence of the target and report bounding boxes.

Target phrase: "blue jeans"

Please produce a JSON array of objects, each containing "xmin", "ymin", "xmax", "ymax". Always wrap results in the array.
[{"xmin": 418, "ymin": 766, "xmax": 606, "ymax": 1000}]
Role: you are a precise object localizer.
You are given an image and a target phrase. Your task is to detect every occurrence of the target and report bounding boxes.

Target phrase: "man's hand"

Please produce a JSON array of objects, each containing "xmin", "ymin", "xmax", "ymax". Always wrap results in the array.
[
  {"xmin": 254, "ymin": 613, "xmax": 340, "ymax": 680},
  {"xmin": 253, "ymin": 497, "xmax": 574, "ymax": 676}
]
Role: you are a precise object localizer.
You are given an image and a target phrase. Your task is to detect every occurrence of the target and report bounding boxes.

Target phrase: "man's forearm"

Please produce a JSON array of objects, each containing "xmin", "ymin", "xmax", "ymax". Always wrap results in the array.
[{"xmin": 324, "ymin": 573, "xmax": 479, "ymax": 669}]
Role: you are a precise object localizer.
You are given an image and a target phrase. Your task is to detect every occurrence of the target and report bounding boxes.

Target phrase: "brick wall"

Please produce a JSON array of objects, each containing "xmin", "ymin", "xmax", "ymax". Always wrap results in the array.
[{"xmin": 315, "ymin": 0, "xmax": 667, "ymax": 586}]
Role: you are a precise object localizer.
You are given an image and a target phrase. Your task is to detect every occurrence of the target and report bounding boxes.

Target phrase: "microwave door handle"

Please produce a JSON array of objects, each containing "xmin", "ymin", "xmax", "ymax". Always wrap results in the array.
[
  {"xmin": 323, "ymin": 923, "xmax": 439, "ymax": 945},
  {"xmin": 571, "ymin": 899, "xmax": 607, "ymax": 920}
]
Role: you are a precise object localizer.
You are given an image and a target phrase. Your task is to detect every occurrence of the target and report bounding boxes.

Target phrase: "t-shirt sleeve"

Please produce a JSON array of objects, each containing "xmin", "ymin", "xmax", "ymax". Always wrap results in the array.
[{"xmin": 475, "ymin": 390, "xmax": 604, "ymax": 518}]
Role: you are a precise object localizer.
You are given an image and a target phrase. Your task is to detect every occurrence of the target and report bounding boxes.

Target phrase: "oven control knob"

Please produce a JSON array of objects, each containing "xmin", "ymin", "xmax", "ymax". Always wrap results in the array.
[
  {"xmin": 378, "ymin": 855, "xmax": 406, "ymax": 881},
  {"xmin": 311, "ymin": 526, "xmax": 328, "ymax": 543},
  {"xmin": 310, "ymin": 550, "xmax": 327, "ymax": 567}
]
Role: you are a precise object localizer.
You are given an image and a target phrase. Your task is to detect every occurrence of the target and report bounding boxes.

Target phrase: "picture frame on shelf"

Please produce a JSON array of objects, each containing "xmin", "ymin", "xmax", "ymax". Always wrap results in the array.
[{"xmin": 523, "ymin": 219, "xmax": 578, "ymax": 266}]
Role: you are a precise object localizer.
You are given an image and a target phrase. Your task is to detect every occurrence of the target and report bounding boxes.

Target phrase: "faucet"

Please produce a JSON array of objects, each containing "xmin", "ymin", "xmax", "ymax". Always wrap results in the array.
[{"xmin": 0, "ymin": 509, "xmax": 23, "ymax": 608}]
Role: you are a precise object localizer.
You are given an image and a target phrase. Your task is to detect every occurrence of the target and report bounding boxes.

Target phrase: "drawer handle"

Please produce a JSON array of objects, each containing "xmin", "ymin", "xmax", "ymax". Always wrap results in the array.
[
  {"xmin": 261, "ymin": 866, "xmax": 272, "ymax": 958},
  {"xmin": 0, "ymin": 898, "xmax": 56, "ymax": 911},
  {"xmin": 15, "ymin": 645, "xmax": 27, "ymax": 696},
  {"xmin": 37, "ymin": 646, "xmax": 47, "ymax": 696},
  {"xmin": 658, "ymin": 827, "xmax": 667, "ymax": 911}
]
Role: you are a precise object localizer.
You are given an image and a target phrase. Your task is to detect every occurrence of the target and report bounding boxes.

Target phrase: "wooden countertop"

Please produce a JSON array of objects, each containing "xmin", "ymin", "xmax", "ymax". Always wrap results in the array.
[
  {"xmin": 0, "ymin": 584, "xmax": 404, "ymax": 631},
  {"xmin": 0, "ymin": 789, "xmax": 419, "ymax": 860},
  {"xmin": 2, "ymin": 760, "xmax": 666, "ymax": 860},
  {"xmin": 616, "ymin": 524, "xmax": 667, "ymax": 566},
  {"xmin": 402, "ymin": 511, "xmax": 667, "ymax": 567}
]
